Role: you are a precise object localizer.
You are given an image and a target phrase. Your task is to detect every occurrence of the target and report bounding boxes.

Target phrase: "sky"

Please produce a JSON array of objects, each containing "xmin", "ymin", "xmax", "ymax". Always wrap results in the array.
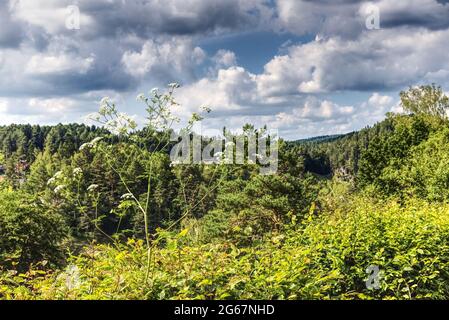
[{"xmin": 0, "ymin": 0, "xmax": 448, "ymax": 139}]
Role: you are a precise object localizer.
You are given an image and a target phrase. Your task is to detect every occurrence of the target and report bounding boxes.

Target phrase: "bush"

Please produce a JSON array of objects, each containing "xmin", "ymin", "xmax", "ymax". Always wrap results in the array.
[
  {"xmin": 0, "ymin": 188, "xmax": 68, "ymax": 271},
  {"xmin": 379, "ymin": 128, "xmax": 449, "ymax": 201},
  {"xmin": 303, "ymin": 192, "xmax": 449, "ymax": 299},
  {"xmin": 200, "ymin": 174, "xmax": 320, "ymax": 245}
]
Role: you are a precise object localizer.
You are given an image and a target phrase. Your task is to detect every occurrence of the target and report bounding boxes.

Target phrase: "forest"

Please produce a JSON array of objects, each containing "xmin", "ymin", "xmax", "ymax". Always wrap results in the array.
[{"xmin": 1, "ymin": 84, "xmax": 449, "ymax": 300}]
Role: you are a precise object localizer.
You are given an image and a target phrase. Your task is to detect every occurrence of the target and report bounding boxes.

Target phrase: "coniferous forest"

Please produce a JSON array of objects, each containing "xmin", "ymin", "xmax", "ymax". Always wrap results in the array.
[{"xmin": 1, "ymin": 84, "xmax": 449, "ymax": 300}]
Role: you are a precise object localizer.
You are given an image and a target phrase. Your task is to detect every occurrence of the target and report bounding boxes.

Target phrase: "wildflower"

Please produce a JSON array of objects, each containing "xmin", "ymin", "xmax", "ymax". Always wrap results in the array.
[
  {"xmin": 90, "ymin": 137, "xmax": 103, "ymax": 146},
  {"xmin": 47, "ymin": 177, "xmax": 56, "ymax": 186},
  {"xmin": 87, "ymin": 184, "xmax": 99, "ymax": 193},
  {"xmin": 150, "ymin": 88, "xmax": 159, "ymax": 95},
  {"xmin": 168, "ymin": 82, "xmax": 180, "ymax": 89},
  {"xmin": 53, "ymin": 171, "xmax": 63, "ymax": 179},
  {"xmin": 100, "ymin": 97, "xmax": 110, "ymax": 105},
  {"xmin": 120, "ymin": 193, "xmax": 134, "ymax": 200},
  {"xmin": 189, "ymin": 113, "xmax": 203, "ymax": 125},
  {"xmin": 106, "ymin": 113, "xmax": 137, "ymax": 136},
  {"xmin": 79, "ymin": 143, "xmax": 90, "ymax": 151},
  {"xmin": 98, "ymin": 105, "xmax": 109, "ymax": 116},
  {"xmin": 54, "ymin": 185, "xmax": 66, "ymax": 194},
  {"xmin": 73, "ymin": 167, "xmax": 83, "ymax": 176},
  {"xmin": 201, "ymin": 106, "xmax": 212, "ymax": 113},
  {"xmin": 136, "ymin": 93, "xmax": 146, "ymax": 101},
  {"xmin": 79, "ymin": 137, "xmax": 103, "ymax": 151}
]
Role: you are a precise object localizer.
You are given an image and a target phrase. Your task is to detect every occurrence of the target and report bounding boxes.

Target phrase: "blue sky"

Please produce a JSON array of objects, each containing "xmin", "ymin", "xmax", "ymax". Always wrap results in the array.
[
  {"xmin": 0, "ymin": 0, "xmax": 449, "ymax": 139},
  {"xmin": 199, "ymin": 31, "xmax": 314, "ymax": 74}
]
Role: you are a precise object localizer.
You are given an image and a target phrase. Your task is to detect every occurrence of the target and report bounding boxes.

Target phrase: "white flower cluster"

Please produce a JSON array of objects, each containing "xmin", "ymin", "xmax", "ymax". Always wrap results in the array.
[
  {"xmin": 104, "ymin": 113, "xmax": 138, "ymax": 136},
  {"xmin": 54, "ymin": 185, "xmax": 66, "ymax": 194},
  {"xmin": 86, "ymin": 96, "xmax": 139, "ymax": 136},
  {"xmin": 136, "ymin": 93, "xmax": 146, "ymax": 102},
  {"xmin": 79, "ymin": 137, "xmax": 104, "ymax": 151},
  {"xmin": 87, "ymin": 184, "xmax": 99, "ymax": 193},
  {"xmin": 73, "ymin": 167, "xmax": 83, "ymax": 177},
  {"xmin": 47, "ymin": 177, "xmax": 56, "ymax": 186},
  {"xmin": 168, "ymin": 83, "xmax": 180, "ymax": 89},
  {"xmin": 120, "ymin": 193, "xmax": 134, "ymax": 200},
  {"xmin": 47, "ymin": 171, "xmax": 67, "ymax": 194}
]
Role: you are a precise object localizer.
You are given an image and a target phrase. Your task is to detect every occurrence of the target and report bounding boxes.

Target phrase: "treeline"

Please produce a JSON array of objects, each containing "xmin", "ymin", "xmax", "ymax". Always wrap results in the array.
[
  {"xmin": 0, "ymin": 124, "xmax": 109, "ymax": 162},
  {"xmin": 0, "ymin": 118, "xmax": 397, "ymax": 184}
]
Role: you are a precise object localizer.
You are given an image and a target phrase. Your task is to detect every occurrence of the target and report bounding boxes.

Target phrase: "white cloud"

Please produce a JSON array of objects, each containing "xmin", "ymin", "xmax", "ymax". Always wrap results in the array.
[
  {"xmin": 26, "ymin": 53, "xmax": 94, "ymax": 75},
  {"xmin": 256, "ymin": 28, "xmax": 449, "ymax": 94},
  {"xmin": 0, "ymin": 97, "xmax": 78, "ymax": 115},
  {"xmin": 0, "ymin": 99, "xmax": 9, "ymax": 113},
  {"xmin": 175, "ymin": 67, "xmax": 256, "ymax": 120},
  {"xmin": 213, "ymin": 49, "xmax": 237, "ymax": 68},
  {"xmin": 122, "ymin": 38, "xmax": 206, "ymax": 79},
  {"xmin": 276, "ymin": 0, "xmax": 449, "ymax": 38},
  {"xmin": 275, "ymin": 0, "xmax": 363, "ymax": 38},
  {"xmin": 11, "ymin": 0, "xmax": 93, "ymax": 34},
  {"xmin": 367, "ymin": 93, "xmax": 394, "ymax": 108},
  {"xmin": 172, "ymin": 64, "xmax": 398, "ymax": 138},
  {"xmin": 27, "ymin": 97, "xmax": 77, "ymax": 113},
  {"xmin": 0, "ymin": 96, "xmax": 91, "ymax": 125}
]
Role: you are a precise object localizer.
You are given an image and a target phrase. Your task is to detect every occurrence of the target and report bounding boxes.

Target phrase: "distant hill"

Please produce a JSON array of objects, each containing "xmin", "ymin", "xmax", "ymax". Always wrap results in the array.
[
  {"xmin": 291, "ymin": 134, "xmax": 349, "ymax": 145},
  {"xmin": 286, "ymin": 118, "xmax": 396, "ymax": 177}
]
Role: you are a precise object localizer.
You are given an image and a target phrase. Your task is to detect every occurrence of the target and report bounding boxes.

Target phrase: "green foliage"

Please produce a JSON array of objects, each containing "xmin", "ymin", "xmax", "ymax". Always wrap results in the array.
[
  {"xmin": 293, "ymin": 117, "xmax": 395, "ymax": 178},
  {"xmin": 400, "ymin": 84, "xmax": 449, "ymax": 121},
  {"xmin": 0, "ymin": 188, "xmax": 68, "ymax": 271},
  {"xmin": 357, "ymin": 114, "xmax": 432, "ymax": 190},
  {"xmin": 201, "ymin": 173, "xmax": 320, "ymax": 245},
  {"xmin": 0, "ymin": 124, "xmax": 107, "ymax": 162},
  {"xmin": 377, "ymin": 128, "xmax": 449, "ymax": 201},
  {"xmin": 5, "ymin": 193, "xmax": 449, "ymax": 300}
]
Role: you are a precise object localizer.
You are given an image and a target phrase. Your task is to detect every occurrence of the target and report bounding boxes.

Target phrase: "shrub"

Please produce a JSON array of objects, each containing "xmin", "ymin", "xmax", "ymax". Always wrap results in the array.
[
  {"xmin": 200, "ymin": 174, "xmax": 320, "ymax": 245},
  {"xmin": 0, "ymin": 188, "xmax": 68, "ymax": 271}
]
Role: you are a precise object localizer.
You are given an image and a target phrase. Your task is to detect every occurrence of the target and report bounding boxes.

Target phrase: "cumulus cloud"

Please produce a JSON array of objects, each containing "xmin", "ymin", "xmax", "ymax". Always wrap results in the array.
[
  {"xmin": 1, "ymin": 0, "xmax": 273, "ymax": 95},
  {"xmin": 366, "ymin": 93, "xmax": 394, "ymax": 108},
  {"xmin": 174, "ymin": 65, "xmax": 398, "ymax": 138},
  {"xmin": 177, "ymin": 89, "xmax": 393, "ymax": 139},
  {"xmin": 257, "ymin": 28, "xmax": 449, "ymax": 94},
  {"xmin": 0, "ymin": 96, "xmax": 90, "ymax": 125},
  {"xmin": 26, "ymin": 53, "xmax": 95, "ymax": 75},
  {"xmin": 276, "ymin": 0, "xmax": 365, "ymax": 38},
  {"xmin": 1, "ymin": 0, "xmax": 449, "ymax": 139},
  {"xmin": 11, "ymin": 0, "xmax": 274, "ymax": 39},
  {"xmin": 122, "ymin": 38, "xmax": 206, "ymax": 81},
  {"xmin": 4, "ymin": 0, "xmax": 272, "ymax": 97},
  {"xmin": 213, "ymin": 50, "xmax": 238, "ymax": 68},
  {"xmin": 0, "ymin": 1, "xmax": 25, "ymax": 48},
  {"xmin": 374, "ymin": 0, "xmax": 449, "ymax": 30},
  {"xmin": 276, "ymin": 0, "xmax": 449, "ymax": 38}
]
